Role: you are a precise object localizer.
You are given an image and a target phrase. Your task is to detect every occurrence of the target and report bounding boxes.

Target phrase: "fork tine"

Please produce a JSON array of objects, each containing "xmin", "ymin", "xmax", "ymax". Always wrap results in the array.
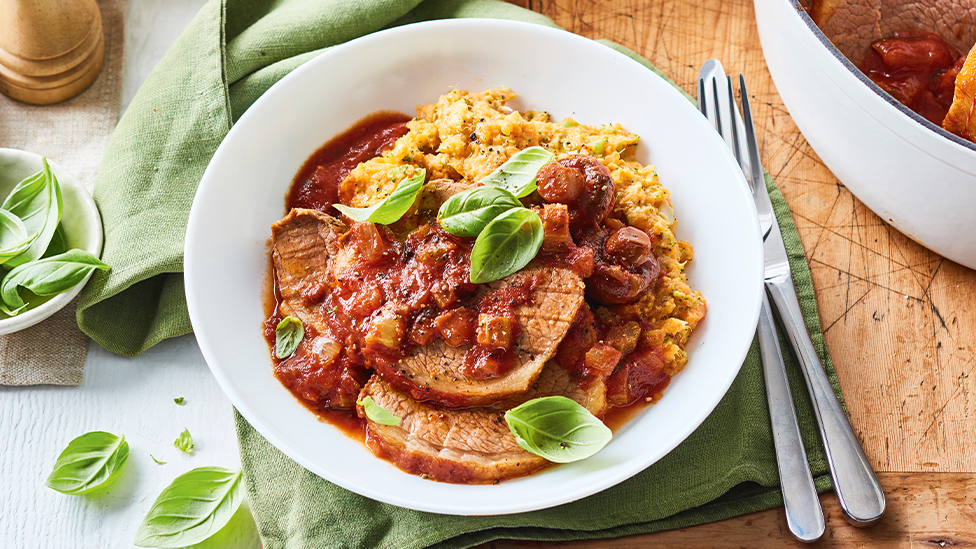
[
  {"xmin": 711, "ymin": 78, "xmax": 723, "ymax": 137},
  {"xmin": 698, "ymin": 78, "xmax": 707, "ymax": 118},
  {"xmin": 739, "ymin": 74, "xmax": 763, "ymax": 191},
  {"xmin": 726, "ymin": 75, "xmax": 742, "ymax": 167}
]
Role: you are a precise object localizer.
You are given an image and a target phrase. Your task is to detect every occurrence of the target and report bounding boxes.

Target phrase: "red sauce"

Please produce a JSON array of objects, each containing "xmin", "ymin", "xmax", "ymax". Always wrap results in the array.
[
  {"xmin": 288, "ymin": 111, "xmax": 410, "ymax": 212},
  {"xmin": 859, "ymin": 31, "xmax": 964, "ymax": 125}
]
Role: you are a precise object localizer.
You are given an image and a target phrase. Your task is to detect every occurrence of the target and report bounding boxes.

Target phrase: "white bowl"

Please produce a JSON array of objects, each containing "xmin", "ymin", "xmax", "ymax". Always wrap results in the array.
[
  {"xmin": 754, "ymin": 0, "xmax": 976, "ymax": 270},
  {"xmin": 0, "ymin": 149, "xmax": 104, "ymax": 334},
  {"xmin": 184, "ymin": 19, "xmax": 763, "ymax": 515}
]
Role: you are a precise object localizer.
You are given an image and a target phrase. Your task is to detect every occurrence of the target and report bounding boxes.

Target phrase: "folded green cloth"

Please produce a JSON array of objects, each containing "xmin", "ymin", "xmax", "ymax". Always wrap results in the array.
[{"xmin": 78, "ymin": 0, "xmax": 844, "ymax": 546}]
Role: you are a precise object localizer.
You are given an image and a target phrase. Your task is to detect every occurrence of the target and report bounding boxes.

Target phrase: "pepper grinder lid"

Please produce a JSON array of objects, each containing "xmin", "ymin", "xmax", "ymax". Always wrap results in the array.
[{"xmin": 0, "ymin": 0, "xmax": 105, "ymax": 105}]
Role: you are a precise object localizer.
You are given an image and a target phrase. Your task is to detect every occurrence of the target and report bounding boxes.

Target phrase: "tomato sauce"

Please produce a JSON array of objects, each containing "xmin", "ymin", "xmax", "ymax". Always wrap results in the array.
[
  {"xmin": 859, "ymin": 31, "xmax": 964, "ymax": 125},
  {"xmin": 288, "ymin": 111, "xmax": 410, "ymax": 212}
]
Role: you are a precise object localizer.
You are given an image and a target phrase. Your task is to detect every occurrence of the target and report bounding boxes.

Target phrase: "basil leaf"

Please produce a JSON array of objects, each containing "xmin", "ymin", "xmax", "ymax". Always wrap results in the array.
[
  {"xmin": 45, "ymin": 431, "xmax": 129, "ymax": 495},
  {"xmin": 469, "ymin": 207, "xmax": 543, "ymax": 284},
  {"xmin": 0, "ymin": 249, "xmax": 110, "ymax": 312},
  {"xmin": 480, "ymin": 146, "xmax": 554, "ymax": 198},
  {"xmin": 134, "ymin": 466, "xmax": 243, "ymax": 548},
  {"xmin": 275, "ymin": 316, "xmax": 304, "ymax": 359},
  {"xmin": 0, "ymin": 209, "xmax": 38, "ymax": 265},
  {"xmin": 437, "ymin": 186, "xmax": 523, "ymax": 237},
  {"xmin": 2, "ymin": 158, "xmax": 63, "ymax": 267},
  {"xmin": 42, "ymin": 223, "xmax": 67, "ymax": 258},
  {"xmin": 173, "ymin": 428, "xmax": 194, "ymax": 454},
  {"xmin": 357, "ymin": 396, "xmax": 402, "ymax": 426},
  {"xmin": 504, "ymin": 396, "xmax": 612, "ymax": 463},
  {"xmin": 334, "ymin": 168, "xmax": 426, "ymax": 224}
]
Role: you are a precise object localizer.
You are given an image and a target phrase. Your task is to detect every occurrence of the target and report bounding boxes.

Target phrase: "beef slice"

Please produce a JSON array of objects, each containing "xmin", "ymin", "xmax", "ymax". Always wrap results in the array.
[
  {"xmin": 806, "ymin": 0, "xmax": 976, "ymax": 62},
  {"xmin": 359, "ymin": 360, "xmax": 607, "ymax": 483},
  {"xmin": 372, "ymin": 267, "xmax": 586, "ymax": 408}
]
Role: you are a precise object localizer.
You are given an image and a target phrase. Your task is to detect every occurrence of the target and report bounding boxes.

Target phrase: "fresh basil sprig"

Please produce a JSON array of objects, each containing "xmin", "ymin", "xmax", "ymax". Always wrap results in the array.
[
  {"xmin": 357, "ymin": 396, "xmax": 402, "ymax": 426},
  {"xmin": 275, "ymin": 316, "xmax": 304, "ymax": 359},
  {"xmin": 480, "ymin": 146, "xmax": 554, "ymax": 198},
  {"xmin": 0, "ymin": 210, "xmax": 38, "ymax": 265},
  {"xmin": 0, "ymin": 249, "xmax": 110, "ymax": 311},
  {"xmin": 2, "ymin": 158, "xmax": 62, "ymax": 267},
  {"xmin": 134, "ymin": 466, "xmax": 244, "ymax": 548},
  {"xmin": 504, "ymin": 396, "xmax": 612, "ymax": 463},
  {"xmin": 334, "ymin": 168, "xmax": 426, "ymax": 224},
  {"xmin": 45, "ymin": 431, "xmax": 129, "ymax": 495},
  {"xmin": 437, "ymin": 186, "xmax": 523, "ymax": 237},
  {"xmin": 469, "ymin": 208, "xmax": 543, "ymax": 284},
  {"xmin": 173, "ymin": 428, "xmax": 194, "ymax": 454}
]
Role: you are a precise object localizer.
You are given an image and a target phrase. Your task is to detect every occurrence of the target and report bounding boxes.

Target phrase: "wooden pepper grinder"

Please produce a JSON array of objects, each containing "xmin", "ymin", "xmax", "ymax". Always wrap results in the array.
[{"xmin": 0, "ymin": 0, "xmax": 104, "ymax": 105}]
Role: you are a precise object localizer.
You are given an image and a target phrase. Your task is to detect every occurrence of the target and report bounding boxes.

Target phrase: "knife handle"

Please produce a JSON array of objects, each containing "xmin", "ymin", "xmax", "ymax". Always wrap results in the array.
[
  {"xmin": 765, "ymin": 274, "xmax": 886, "ymax": 526},
  {"xmin": 757, "ymin": 292, "xmax": 825, "ymax": 542}
]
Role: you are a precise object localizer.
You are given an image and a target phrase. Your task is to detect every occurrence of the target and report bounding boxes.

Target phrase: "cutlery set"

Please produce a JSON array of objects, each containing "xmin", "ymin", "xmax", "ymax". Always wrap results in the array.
[{"xmin": 698, "ymin": 59, "xmax": 886, "ymax": 541}]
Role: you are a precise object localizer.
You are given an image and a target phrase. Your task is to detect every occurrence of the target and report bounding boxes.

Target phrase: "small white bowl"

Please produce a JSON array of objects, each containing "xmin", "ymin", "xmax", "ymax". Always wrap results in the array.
[
  {"xmin": 754, "ymin": 0, "xmax": 976, "ymax": 270},
  {"xmin": 0, "ymin": 149, "xmax": 104, "ymax": 334}
]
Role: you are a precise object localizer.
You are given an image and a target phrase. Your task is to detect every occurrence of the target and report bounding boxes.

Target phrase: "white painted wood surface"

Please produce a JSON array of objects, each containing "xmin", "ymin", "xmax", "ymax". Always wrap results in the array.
[{"xmin": 0, "ymin": 1, "xmax": 262, "ymax": 547}]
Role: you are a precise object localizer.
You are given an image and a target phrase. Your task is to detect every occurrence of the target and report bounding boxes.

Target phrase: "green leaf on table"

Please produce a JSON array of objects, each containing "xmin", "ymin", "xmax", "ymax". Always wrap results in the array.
[
  {"xmin": 437, "ymin": 185, "xmax": 523, "ymax": 237},
  {"xmin": 480, "ymin": 146, "xmax": 554, "ymax": 198},
  {"xmin": 333, "ymin": 168, "xmax": 426, "ymax": 224},
  {"xmin": 173, "ymin": 428, "xmax": 194, "ymax": 454},
  {"xmin": 1, "ymin": 158, "xmax": 63, "ymax": 267},
  {"xmin": 469, "ymin": 207, "xmax": 543, "ymax": 284},
  {"xmin": 0, "ymin": 249, "xmax": 110, "ymax": 313},
  {"xmin": 0, "ymin": 209, "xmax": 38, "ymax": 265},
  {"xmin": 357, "ymin": 396, "xmax": 402, "ymax": 426},
  {"xmin": 504, "ymin": 396, "xmax": 612, "ymax": 463},
  {"xmin": 173, "ymin": 397, "xmax": 184, "ymax": 405},
  {"xmin": 134, "ymin": 466, "xmax": 243, "ymax": 548},
  {"xmin": 45, "ymin": 431, "xmax": 129, "ymax": 495},
  {"xmin": 274, "ymin": 316, "xmax": 304, "ymax": 359}
]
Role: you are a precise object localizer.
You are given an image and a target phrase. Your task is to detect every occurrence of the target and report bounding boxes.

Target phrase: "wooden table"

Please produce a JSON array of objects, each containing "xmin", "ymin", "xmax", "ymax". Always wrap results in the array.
[{"xmin": 483, "ymin": 0, "xmax": 976, "ymax": 547}]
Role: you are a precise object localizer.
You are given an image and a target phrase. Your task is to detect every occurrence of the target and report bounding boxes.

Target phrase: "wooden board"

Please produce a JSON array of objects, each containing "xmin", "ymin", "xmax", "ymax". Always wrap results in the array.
[{"xmin": 483, "ymin": 0, "xmax": 976, "ymax": 546}]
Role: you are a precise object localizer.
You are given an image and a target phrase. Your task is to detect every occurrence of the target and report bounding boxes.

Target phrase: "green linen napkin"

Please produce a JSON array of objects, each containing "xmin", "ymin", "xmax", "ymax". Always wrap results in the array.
[{"xmin": 77, "ymin": 0, "xmax": 845, "ymax": 545}]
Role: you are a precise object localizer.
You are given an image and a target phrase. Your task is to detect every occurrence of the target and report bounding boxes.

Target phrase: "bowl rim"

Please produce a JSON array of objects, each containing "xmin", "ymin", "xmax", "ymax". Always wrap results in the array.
[
  {"xmin": 0, "ymin": 148, "xmax": 104, "ymax": 334},
  {"xmin": 784, "ymin": 0, "xmax": 976, "ymax": 152},
  {"xmin": 185, "ymin": 17, "xmax": 764, "ymax": 515}
]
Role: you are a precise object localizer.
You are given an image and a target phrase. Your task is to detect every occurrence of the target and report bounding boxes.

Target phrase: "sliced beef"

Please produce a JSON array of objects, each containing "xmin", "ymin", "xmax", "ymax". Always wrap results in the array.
[
  {"xmin": 359, "ymin": 361, "xmax": 607, "ymax": 483},
  {"xmin": 807, "ymin": 0, "xmax": 976, "ymax": 63},
  {"xmin": 271, "ymin": 208, "xmax": 347, "ymax": 334},
  {"xmin": 272, "ymin": 209, "xmax": 368, "ymax": 409},
  {"xmin": 372, "ymin": 267, "xmax": 585, "ymax": 407}
]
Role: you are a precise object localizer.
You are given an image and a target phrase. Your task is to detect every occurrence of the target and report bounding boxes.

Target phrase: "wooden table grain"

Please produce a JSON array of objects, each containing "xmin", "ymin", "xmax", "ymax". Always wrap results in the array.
[{"xmin": 488, "ymin": 0, "xmax": 976, "ymax": 546}]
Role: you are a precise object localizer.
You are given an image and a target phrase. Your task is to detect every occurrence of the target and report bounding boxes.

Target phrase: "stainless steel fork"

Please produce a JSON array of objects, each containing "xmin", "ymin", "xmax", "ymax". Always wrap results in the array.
[{"xmin": 699, "ymin": 60, "xmax": 825, "ymax": 542}]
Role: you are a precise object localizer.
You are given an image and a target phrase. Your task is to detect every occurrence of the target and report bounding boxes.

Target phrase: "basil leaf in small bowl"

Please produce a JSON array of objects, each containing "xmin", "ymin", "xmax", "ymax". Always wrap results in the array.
[
  {"xmin": 134, "ymin": 466, "xmax": 244, "ymax": 548},
  {"xmin": 437, "ymin": 185, "xmax": 522, "ymax": 237},
  {"xmin": 45, "ymin": 431, "xmax": 129, "ymax": 495},
  {"xmin": 469, "ymin": 207, "xmax": 543, "ymax": 284},
  {"xmin": 504, "ymin": 396, "xmax": 612, "ymax": 463},
  {"xmin": 480, "ymin": 146, "xmax": 554, "ymax": 198},
  {"xmin": 334, "ymin": 168, "xmax": 426, "ymax": 224},
  {"xmin": 275, "ymin": 316, "xmax": 304, "ymax": 359},
  {"xmin": 2, "ymin": 157, "xmax": 63, "ymax": 268},
  {"xmin": 0, "ymin": 249, "xmax": 110, "ymax": 312},
  {"xmin": 0, "ymin": 209, "xmax": 38, "ymax": 265},
  {"xmin": 357, "ymin": 396, "xmax": 402, "ymax": 426}
]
